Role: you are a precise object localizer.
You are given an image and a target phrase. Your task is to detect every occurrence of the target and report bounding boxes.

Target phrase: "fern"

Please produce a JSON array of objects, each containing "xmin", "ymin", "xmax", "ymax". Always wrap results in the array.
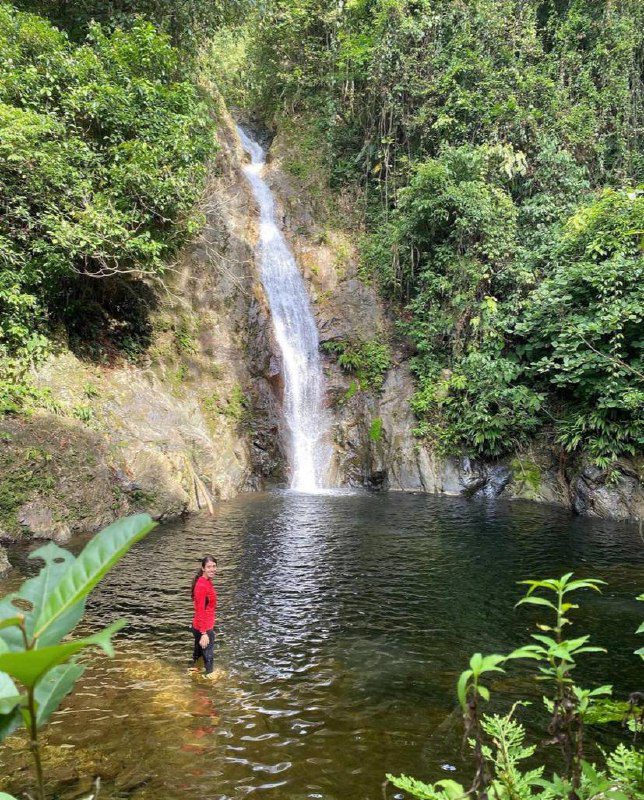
[{"xmin": 481, "ymin": 708, "xmax": 544, "ymax": 800}]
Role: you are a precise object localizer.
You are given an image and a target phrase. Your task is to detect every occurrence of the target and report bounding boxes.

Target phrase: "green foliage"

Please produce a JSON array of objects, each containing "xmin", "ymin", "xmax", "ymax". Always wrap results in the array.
[
  {"xmin": 391, "ymin": 577, "xmax": 643, "ymax": 800},
  {"xmin": 517, "ymin": 189, "xmax": 644, "ymax": 467},
  {"xmin": 13, "ymin": 0, "xmax": 251, "ymax": 52},
  {"xmin": 387, "ymin": 775, "xmax": 466, "ymax": 800},
  {"xmin": 322, "ymin": 338, "xmax": 391, "ymax": 390},
  {"xmin": 205, "ymin": 27, "xmax": 251, "ymax": 108},
  {"xmin": 457, "ymin": 652, "xmax": 507, "ymax": 710},
  {"xmin": 412, "ymin": 352, "xmax": 543, "ymax": 458},
  {"xmin": 480, "ymin": 708, "xmax": 545, "ymax": 800},
  {"xmin": 369, "ymin": 417, "xmax": 383, "ymax": 443},
  {"xmin": 0, "ymin": 514, "xmax": 155, "ymax": 799},
  {"xmin": 244, "ymin": 0, "xmax": 644, "ymax": 466},
  {"xmin": 0, "ymin": 5, "xmax": 215, "ymax": 407}
]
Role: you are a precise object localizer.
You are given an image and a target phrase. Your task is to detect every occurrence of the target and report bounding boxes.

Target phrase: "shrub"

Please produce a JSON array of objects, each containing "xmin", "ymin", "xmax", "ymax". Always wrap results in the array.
[
  {"xmin": 323, "ymin": 338, "xmax": 391, "ymax": 390},
  {"xmin": 517, "ymin": 189, "xmax": 644, "ymax": 466}
]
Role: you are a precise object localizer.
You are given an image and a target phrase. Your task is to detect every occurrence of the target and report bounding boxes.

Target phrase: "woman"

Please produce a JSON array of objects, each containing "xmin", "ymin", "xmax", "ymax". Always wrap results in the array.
[{"xmin": 191, "ymin": 555, "xmax": 217, "ymax": 677}]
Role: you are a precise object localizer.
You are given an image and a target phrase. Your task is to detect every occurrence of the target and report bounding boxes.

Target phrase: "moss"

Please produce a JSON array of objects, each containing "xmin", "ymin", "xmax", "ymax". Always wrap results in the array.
[
  {"xmin": 0, "ymin": 446, "xmax": 57, "ymax": 534},
  {"xmin": 510, "ymin": 458, "xmax": 542, "ymax": 492},
  {"xmin": 200, "ymin": 383, "xmax": 252, "ymax": 434},
  {"xmin": 369, "ymin": 417, "xmax": 383, "ymax": 443}
]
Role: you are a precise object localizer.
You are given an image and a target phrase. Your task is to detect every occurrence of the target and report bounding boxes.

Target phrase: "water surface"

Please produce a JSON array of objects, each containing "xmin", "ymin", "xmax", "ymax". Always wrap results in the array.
[{"xmin": 0, "ymin": 492, "xmax": 641, "ymax": 800}]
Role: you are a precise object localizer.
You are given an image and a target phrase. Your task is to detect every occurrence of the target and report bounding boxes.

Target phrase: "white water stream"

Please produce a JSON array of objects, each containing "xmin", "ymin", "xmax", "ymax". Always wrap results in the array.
[{"xmin": 237, "ymin": 126, "xmax": 332, "ymax": 492}]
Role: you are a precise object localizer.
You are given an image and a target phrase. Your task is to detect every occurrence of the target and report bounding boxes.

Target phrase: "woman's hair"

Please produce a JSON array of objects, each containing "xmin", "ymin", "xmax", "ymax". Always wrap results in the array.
[{"xmin": 191, "ymin": 554, "xmax": 217, "ymax": 599}]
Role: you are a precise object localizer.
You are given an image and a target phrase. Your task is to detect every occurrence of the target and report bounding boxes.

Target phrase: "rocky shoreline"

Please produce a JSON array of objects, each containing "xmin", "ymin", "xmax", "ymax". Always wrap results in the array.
[{"xmin": 1, "ymin": 107, "xmax": 641, "ymax": 577}]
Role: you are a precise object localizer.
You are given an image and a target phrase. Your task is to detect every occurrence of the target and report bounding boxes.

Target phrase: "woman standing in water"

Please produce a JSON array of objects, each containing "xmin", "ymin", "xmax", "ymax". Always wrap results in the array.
[{"xmin": 191, "ymin": 555, "xmax": 217, "ymax": 677}]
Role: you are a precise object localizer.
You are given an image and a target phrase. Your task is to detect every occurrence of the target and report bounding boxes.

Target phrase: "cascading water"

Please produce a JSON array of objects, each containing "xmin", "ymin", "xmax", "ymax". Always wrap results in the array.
[{"xmin": 237, "ymin": 126, "xmax": 332, "ymax": 492}]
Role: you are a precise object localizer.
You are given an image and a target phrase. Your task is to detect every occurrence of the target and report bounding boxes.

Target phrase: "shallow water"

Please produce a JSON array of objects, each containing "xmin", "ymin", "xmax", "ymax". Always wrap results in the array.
[{"xmin": 0, "ymin": 492, "xmax": 642, "ymax": 800}]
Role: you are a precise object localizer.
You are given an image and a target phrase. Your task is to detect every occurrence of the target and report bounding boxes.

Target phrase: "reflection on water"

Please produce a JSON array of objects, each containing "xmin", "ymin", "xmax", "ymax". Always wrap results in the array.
[{"xmin": 0, "ymin": 492, "xmax": 642, "ymax": 799}]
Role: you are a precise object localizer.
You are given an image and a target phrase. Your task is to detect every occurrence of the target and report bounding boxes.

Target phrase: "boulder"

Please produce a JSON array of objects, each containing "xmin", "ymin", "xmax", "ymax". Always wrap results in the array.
[
  {"xmin": 572, "ymin": 460, "xmax": 644, "ymax": 521},
  {"xmin": 0, "ymin": 545, "xmax": 9, "ymax": 577},
  {"xmin": 17, "ymin": 499, "xmax": 72, "ymax": 543}
]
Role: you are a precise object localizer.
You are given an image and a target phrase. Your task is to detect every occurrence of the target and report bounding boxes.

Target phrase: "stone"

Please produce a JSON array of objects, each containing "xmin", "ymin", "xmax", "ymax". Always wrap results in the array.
[
  {"xmin": 17, "ymin": 499, "xmax": 71, "ymax": 543},
  {"xmin": 572, "ymin": 459, "xmax": 644, "ymax": 521},
  {"xmin": 0, "ymin": 545, "xmax": 10, "ymax": 577}
]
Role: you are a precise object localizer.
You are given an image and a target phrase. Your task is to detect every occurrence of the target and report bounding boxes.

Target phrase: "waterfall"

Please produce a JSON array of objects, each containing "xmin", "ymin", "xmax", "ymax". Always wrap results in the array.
[{"xmin": 237, "ymin": 126, "xmax": 332, "ymax": 492}]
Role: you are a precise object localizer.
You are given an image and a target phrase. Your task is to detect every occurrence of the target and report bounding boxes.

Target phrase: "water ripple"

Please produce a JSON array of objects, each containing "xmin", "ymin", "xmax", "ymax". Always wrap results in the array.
[{"xmin": 0, "ymin": 491, "xmax": 641, "ymax": 800}]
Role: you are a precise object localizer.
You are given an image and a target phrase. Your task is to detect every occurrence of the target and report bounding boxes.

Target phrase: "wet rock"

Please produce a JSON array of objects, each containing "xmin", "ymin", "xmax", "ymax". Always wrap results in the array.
[
  {"xmin": 572, "ymin": 459, "xmax": 644, "ymax": 521},
  {"xmin": 364, "ymin": 470, "xmax": 388, "ymax": 490},
  {"xmin": 0, "ymin": 545, "xmax": 9, "ymax": 576},
  {"xmin": 474, "ymin": 464, "xmax": 512, "ymax": 498},
  {"xmin": 440, "ymin": 457, "xmax": 487, "ymax": 496}
]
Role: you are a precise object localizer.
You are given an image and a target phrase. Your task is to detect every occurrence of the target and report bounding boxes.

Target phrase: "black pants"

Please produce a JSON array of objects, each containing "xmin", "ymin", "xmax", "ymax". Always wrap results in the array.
[{"xmin": 192, "ymin": 627, "xmax": 215, "ymax": 674}]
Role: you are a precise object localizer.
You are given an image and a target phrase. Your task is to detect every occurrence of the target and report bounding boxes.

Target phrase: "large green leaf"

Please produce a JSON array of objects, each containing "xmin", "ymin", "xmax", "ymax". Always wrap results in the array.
[
  {"xmin": 0, "ymin": 792, "xmax": 20, "ymax": 799},
  {"xmin": 33, "ymin": 514, "xmax": 156, "ymax": 642},
  {"xmin": 0, "ymin": 672, "xmax": 23, "ymax": 742},
  {"xmin": 0, "ymin": 671, "xmax": 22, "ymax": 715},
  {"xmin": 34, "ymin": 662, "xmax": 85, "ymax": 727},
  {"xmin": 0, "ymin": 543, "xmax": 84, "ymax": 651},
  {"xmin": 0, "ymin": 621, "xmax": 125, "ymax": 688}
]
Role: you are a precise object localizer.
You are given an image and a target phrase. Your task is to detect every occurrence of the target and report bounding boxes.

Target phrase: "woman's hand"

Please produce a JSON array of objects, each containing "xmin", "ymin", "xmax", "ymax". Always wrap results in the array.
[{"xmin": 199, "ymin": 633, "xmax": 209, "ymax": 648}]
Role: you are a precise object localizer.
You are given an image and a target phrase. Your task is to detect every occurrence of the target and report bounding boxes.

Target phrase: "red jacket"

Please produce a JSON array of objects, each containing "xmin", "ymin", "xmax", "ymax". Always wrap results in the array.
[{"xmin": 192, "ymin": 576, "xmax": 217, "ymax": 633}]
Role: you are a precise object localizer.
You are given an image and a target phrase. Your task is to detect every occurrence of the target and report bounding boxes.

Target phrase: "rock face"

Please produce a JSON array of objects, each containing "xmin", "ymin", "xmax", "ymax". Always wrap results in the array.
[
  {"xmin": 329, "ymin": 361, "xmax": 643, "ymax": 521},
  {"xmin": 0, "ymin": 546, "xmax": 9, "ymax": 577},
  {"xmin": 0, "ymin": 103, "xmax": 287, "ymax": 544},
  {"xmin": 571, "ymin": 460, "xmax": 644, "ymax": 521}
]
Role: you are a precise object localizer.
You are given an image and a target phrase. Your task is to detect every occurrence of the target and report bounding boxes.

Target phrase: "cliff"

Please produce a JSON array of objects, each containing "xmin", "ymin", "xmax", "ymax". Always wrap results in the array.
[
  {"xmin": 0, "ymin": 102, "xmax": 284, "ymax": 571},
  {"xmin": 1, "ymin": 106, "xmax": 641, "ymax": 576}
]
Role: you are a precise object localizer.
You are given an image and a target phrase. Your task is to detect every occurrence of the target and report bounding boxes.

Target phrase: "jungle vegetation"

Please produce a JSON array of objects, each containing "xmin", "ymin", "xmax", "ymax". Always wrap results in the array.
[
  {"xmin": 1, "ymin": 0, "xmax": 642, "ymax": 467},
  {"xmin": 0, "ymin": 1, "xmax": 239, "ymax": 411},
  {"xmin": 217, "ymin": 0, "xmax": 644, "ymax": 468}
]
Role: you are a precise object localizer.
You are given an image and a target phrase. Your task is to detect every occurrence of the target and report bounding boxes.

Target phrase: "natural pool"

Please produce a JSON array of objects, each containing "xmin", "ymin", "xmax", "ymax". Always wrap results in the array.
[{"xmin": 0, "ymin": 492, "xmax": 642, "ymax": 800}]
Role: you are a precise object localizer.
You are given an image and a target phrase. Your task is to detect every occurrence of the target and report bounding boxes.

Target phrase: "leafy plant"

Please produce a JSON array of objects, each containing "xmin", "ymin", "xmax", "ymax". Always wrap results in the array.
[
  {"xmin": 515, "ymin": 574, "xmax": 608, "ymax": 787},
  {"xmin": 389, "ymin": 577, "xmax": 643, "ymax": 800},
  {"xmin": 0, "ymin": 513, "xmax": 156, "ymax": 800},
  {"xmin": 322, "ymin": 338, "xmax": 391, "ymax": 390},
  {"xmin": 0, "ymin": 8, "xmax": 215, "ymax": 400}
]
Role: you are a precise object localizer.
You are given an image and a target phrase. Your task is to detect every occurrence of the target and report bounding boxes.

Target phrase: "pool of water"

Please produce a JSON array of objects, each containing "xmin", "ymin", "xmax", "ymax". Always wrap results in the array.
[{"xmin": 0, "ymin": 492, "xmax": 642, "ymax": 799}]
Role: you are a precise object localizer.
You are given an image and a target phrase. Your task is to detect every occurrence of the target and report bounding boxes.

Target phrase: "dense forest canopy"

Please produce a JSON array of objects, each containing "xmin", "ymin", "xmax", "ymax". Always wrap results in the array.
[{"xmin": 0, "ymin": 0, "xmax": 642, "ymax": 469}]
